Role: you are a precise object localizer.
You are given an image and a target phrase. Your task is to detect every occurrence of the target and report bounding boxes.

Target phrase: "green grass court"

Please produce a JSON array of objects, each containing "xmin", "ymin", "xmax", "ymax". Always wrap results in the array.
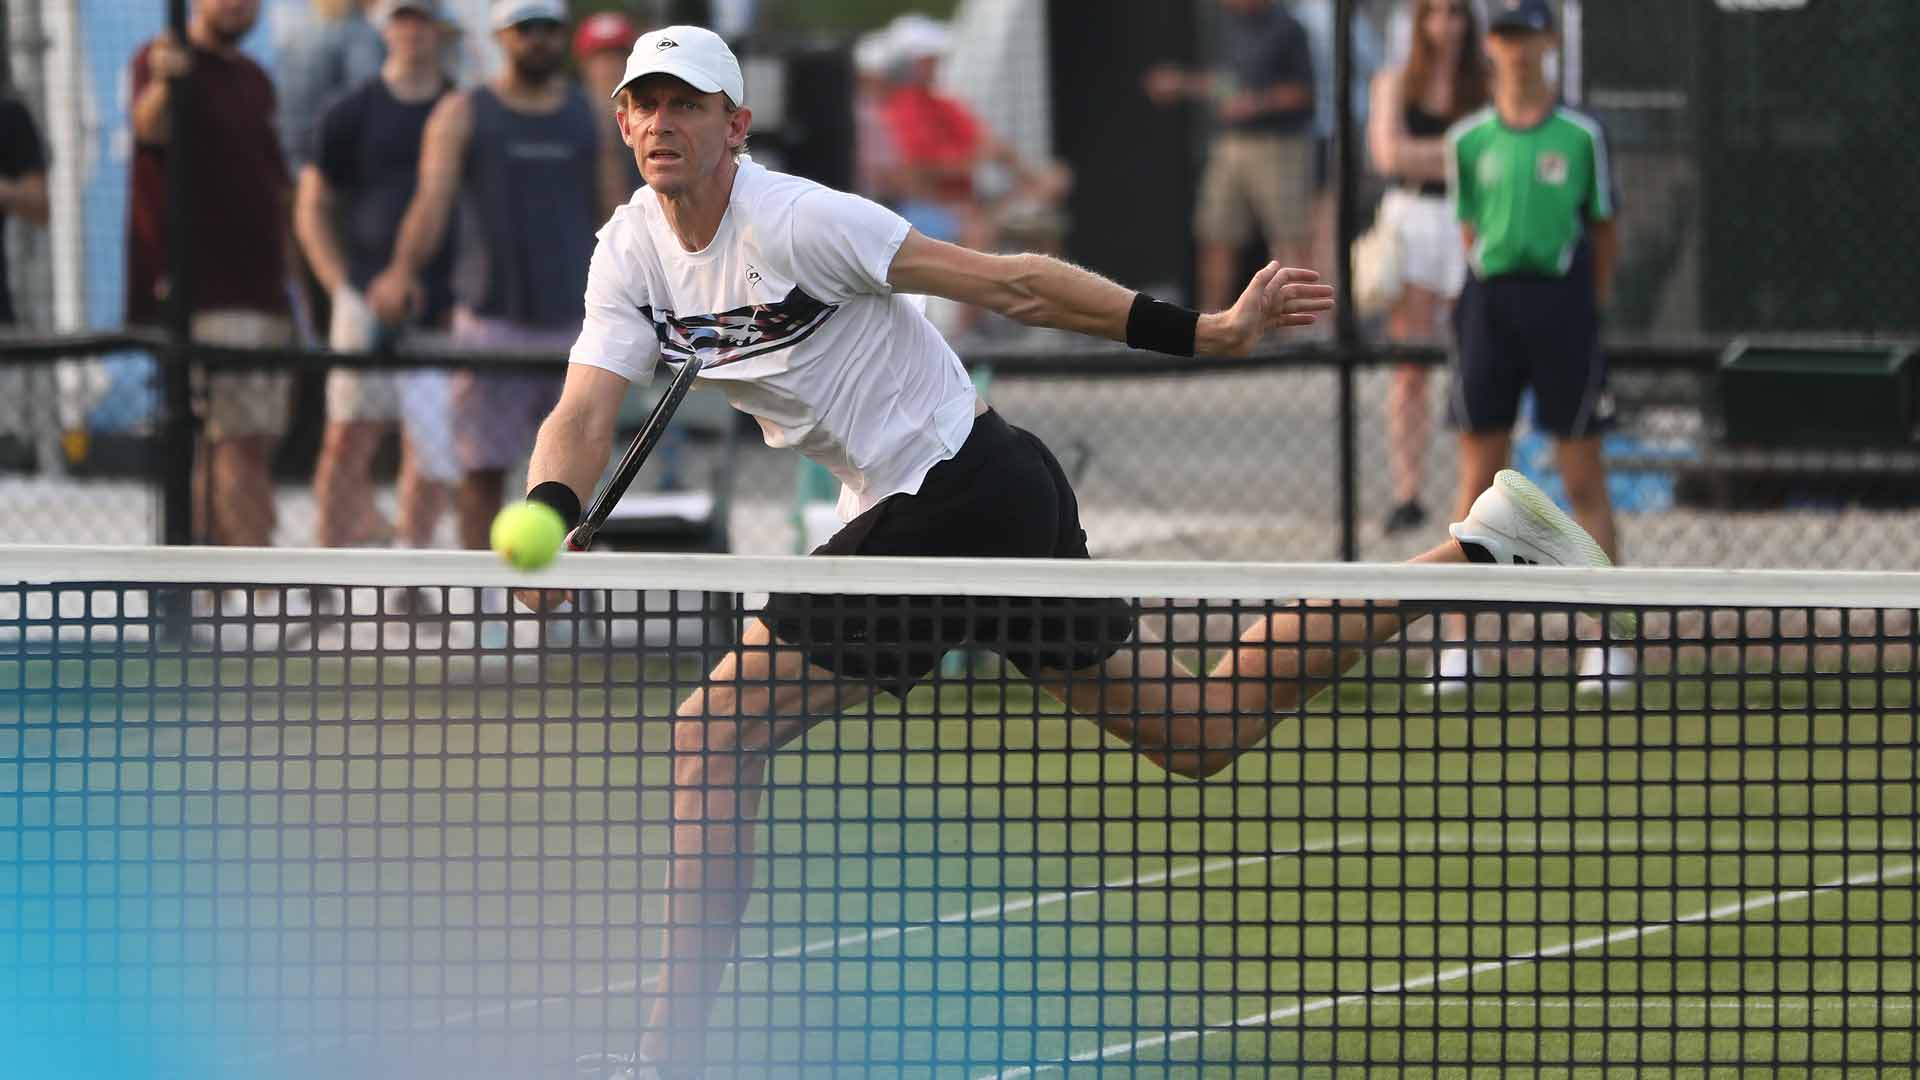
[{"xmin": 4, "ymin": 650, "xmax": 1917, "ymax": 1078}]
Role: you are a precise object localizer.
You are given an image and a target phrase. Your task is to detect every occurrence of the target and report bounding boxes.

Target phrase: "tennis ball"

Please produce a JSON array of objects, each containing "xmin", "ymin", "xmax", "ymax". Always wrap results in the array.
[{"xmin": 490, "ymin": 502, "xmax": 567, "ymax": 571}]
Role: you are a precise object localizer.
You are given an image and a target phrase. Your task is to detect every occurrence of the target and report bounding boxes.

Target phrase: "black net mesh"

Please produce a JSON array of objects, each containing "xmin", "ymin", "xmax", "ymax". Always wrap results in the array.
[{"xmin": 5, "ymin": 552, "xmax": 1916, "ymax": 1077}]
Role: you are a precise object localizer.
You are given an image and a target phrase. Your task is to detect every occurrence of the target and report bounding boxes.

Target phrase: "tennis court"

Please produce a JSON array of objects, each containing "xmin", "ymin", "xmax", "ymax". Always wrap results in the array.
[{"xmin": 4, "ymin": 549, "xmax": 1917, "ymax": 1078}]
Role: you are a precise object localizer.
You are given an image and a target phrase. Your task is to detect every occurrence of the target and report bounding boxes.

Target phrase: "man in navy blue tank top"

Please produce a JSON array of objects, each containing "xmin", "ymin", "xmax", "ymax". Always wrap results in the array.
[
  {"xmin": 295, "ymin": 0, "xmax": 458, "ymax": 552},
  {"xmin": 367, "ymin": 0, "xmax": 597, "ymax": 550}
]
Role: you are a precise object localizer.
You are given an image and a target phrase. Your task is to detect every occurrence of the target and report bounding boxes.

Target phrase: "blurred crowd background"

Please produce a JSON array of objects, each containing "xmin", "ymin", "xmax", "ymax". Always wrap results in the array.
[{"xmin": 1, "ymin": 0, "xmax": 1917, "ymax": 567}]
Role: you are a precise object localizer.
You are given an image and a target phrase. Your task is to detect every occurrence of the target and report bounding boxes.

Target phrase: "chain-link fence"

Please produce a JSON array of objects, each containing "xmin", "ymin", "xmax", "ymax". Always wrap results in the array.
[{"xmin": 3, "ymin": 0, "xmax": 1918, "ymax": 566}]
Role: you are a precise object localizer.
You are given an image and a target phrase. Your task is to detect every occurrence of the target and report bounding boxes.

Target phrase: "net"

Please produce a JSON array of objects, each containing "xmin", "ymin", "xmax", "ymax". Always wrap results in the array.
[{"xmin": 4, "ymin": 546, "xmax": 1917, "ymax": 1079}]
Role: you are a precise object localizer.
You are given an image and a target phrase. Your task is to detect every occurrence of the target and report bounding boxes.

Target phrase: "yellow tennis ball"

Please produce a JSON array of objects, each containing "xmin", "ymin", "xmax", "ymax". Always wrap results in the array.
[{"xmin": 490, "ymin": 502, "xmax": 567, "ymax": 571}]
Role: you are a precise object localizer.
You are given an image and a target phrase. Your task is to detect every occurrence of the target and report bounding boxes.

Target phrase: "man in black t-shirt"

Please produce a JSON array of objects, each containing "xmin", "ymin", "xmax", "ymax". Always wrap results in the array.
[
  {"xmin": 293, "ymin": 0, "xmax": 458, "ymax": 549},
  {"xmin": 0, "ymin": 94, "xmax": 50, "ymax": 327}
]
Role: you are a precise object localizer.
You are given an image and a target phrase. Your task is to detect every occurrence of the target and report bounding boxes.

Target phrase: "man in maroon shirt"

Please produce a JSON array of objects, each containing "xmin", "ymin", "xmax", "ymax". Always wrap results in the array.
[{"xmin": 128, "ymin": 0, "xmax": 293, "ymax": 548}]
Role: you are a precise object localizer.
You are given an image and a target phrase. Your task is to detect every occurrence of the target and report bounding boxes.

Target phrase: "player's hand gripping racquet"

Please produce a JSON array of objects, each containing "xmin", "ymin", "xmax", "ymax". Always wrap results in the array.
[{"xmin": 566, "ymin": 329, "xmax": 715, "ymax": 552}]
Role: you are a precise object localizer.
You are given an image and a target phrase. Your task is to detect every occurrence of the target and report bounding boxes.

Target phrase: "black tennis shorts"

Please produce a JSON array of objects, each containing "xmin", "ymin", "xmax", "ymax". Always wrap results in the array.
[
  {"xmin": 1449, "ymin": 246, "xmax": 1616, "ymax": 438},
  {"xmin": 762, "ymin": 410, "xmax": 1137, "ymax": 697}
]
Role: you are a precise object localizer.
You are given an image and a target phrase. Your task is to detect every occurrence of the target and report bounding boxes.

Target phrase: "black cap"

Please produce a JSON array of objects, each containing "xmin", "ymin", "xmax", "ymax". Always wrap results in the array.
[{"xmin": 1488, "ymin": 0, "xmax": 1555, "ymax": 33}]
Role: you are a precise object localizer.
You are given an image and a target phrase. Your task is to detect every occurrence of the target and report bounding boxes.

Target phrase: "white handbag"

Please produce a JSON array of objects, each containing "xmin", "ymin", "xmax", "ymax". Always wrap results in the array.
[{"xmin": 1352, "ymin": 189, "xmax": 1407, "ymax": 320}]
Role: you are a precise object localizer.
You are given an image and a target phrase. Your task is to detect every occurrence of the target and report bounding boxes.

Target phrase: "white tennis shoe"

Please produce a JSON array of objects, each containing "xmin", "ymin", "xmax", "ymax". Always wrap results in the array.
[{"xmin": 1449, "ymin": 470, "xmax": 1637, "ymax": 640}]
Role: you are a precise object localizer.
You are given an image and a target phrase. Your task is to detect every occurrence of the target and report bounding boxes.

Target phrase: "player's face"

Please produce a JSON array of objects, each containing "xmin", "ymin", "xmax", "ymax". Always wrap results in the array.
[
  {"xmin": 498, "ymin": 19, "xmax": 567, "ymax": 81},
  {"xmin": 617, "ymin": 76, "xmax": 749, "ymax": 197},
  {"xmin": 196, "ymin": 0, "xmax": 260, "ymax": 45}
]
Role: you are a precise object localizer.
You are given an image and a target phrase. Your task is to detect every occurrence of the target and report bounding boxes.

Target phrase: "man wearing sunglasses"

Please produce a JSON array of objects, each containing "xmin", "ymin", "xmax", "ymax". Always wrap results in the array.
[{"xmin": 368, "ymin": 0, "xmax": 598, "ymax": 551}]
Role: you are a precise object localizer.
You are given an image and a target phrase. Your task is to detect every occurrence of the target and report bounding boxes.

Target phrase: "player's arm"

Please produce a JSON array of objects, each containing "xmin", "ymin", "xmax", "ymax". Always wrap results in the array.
[
  {"xmin": 369, "ymin": 90, "xmax": 471, "ymax": 321},
  {"xmin": 886, "ymin": 230, "xmax": 1331, "ymax": 357},
  {"xmin": 292, "ymin": 165, "xmax": 349, "ymax": 295},
  {"xmin": 526, "ymin": 363, "xmax": 628, "ymax": 511}
]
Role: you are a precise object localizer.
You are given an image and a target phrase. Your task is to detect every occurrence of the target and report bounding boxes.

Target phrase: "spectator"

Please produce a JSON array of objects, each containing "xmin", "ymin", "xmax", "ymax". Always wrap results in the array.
[
  {"xmin": 127, "ymin": 0, "xmax": 294, "ymax": 549},
  {"xmin": 0, "ymin": 93, "xmax": 50, "ymax": 472},
  {"xmin": 879, "ymin": 14, "xmax": 1068, "ymax": 252},
  {"xmin": 850, "ymin": 30, "xmax": 903, "ymax": 204},
  {"xmin": 1443, "ymin": 0, "xmax": 1628, "ymax": 690},
  {"xmin": 1144, "ymin": 0, "xmax": 1315, "ymax": 313},
  {"xmin": 276, "ymin": 0, "xmax": 386, "ymax": 172},
  {"xmin": 1368, "ymin": 0, "xmax": 1485, "ymax": 533},
  {"xmin": 368, "ymin": 0, "xmax": 597, "ymax": 550},
  {"xmin": 296, "ymin": 0, "xmax": 459, "ymax": 551},
  {"xmin": 1293, "ymin": 0, "xmax": 1386, "ymax": 276},
  {"xmin": 0, "ymin": 93, "xmax": 49, "ymax": 327},
  {"xmin": 573, "ymin": 10, "xmax": 645, "ymax": 220}
]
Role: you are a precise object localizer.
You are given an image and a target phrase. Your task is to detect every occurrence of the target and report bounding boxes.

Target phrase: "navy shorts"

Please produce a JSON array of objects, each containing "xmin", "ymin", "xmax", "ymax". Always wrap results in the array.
[
  {"xmin": 761, "ymin": 410, "xmax": 1136, "ymax": 696},
  {"xmin": 1449, "ymin": 253, "xmax": 1615, "ymax": 438}
]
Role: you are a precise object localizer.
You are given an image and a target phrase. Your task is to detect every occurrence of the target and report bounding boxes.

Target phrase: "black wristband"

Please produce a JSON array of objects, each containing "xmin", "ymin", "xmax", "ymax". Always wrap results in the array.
[
  {"xmin": 1124, "ymin": 293, "xmax": 1200, "ymax": 357},
  {"xmin": 526, "ymin": 481, "xmax": 583, "ymax": 531}
]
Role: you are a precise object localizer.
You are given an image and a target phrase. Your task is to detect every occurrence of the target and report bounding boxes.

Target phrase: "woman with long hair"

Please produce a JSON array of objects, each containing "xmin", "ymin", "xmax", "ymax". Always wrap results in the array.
[{"xmin": 1367, "ymin": 0, "xmax": 1486, "ymax": 533}]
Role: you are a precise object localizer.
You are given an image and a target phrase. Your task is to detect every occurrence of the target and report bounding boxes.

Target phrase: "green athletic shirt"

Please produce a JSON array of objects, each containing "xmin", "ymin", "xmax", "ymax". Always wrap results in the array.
[{"xmin": 1447, "ymin": 105, "xmax": 1615, "ymax": 280}]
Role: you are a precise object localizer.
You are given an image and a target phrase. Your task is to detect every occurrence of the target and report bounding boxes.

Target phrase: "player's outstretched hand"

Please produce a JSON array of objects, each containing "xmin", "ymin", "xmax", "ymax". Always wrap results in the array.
[{"xmin": 1200, "ymin": 263, "xmax": 1336, "ymax": 356}]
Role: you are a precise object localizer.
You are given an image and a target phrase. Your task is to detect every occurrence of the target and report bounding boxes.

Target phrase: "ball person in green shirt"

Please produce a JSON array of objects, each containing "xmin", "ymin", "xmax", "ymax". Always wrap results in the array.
[{"xmin": 1442, "ymin": 0, "xmax": 1630, "ymax": 688}]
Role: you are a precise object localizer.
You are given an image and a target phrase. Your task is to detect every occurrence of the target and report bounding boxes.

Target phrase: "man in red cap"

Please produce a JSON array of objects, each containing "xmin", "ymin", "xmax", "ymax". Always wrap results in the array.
[{"xmin": 574, "ymin": 10, "xmax": 644, "ymax": 218}]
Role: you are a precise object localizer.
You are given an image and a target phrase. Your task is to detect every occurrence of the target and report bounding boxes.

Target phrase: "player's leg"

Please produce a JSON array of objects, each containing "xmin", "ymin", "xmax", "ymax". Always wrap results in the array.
[
  {"xmin": 639, "ymin": 617, "xmax": 870, "ymax": 1072},
  {"xmin": 1037, "ymin": 537, "xmax": 1467, "ymax": 778}
]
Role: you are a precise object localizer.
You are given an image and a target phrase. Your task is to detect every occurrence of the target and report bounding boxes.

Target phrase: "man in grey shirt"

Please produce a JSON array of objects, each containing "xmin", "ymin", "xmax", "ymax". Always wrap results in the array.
[
  {"xmin": 368, "ymin": 0, "xmax": 597, "ymax": 550},
  {"xmin": 276, "ymin": 0, "xmax": 386, "ymax": 172}
]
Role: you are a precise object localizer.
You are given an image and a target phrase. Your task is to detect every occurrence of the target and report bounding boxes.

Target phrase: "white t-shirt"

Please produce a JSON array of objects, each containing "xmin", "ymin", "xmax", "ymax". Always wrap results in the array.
[{"xmin": 568, "ymin": 157, "xmax": 978, "ymax": 521}]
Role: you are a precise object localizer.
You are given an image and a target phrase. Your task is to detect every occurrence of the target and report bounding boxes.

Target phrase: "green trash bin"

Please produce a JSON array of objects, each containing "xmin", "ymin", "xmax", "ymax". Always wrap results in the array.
[{"xmin": 1717, "ymin": 339, "xmax": 1917, "ymax": 448}]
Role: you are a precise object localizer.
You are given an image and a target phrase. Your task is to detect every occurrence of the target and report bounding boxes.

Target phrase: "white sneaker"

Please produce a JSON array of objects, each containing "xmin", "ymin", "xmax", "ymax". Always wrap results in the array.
[
  {"xmin": 1576, "ymin": 645, "xmax": 1637, "ymax": 695},
  {"xmin": 1449, "ymin": 470, "xmax": 1636, "ymax": 639}
]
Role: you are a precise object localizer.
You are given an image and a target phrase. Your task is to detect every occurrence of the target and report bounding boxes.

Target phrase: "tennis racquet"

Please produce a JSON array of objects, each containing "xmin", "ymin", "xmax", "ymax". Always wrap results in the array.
[{"xmin": 567, "ymin": 329, "xmax": 715, "ymax": 551}]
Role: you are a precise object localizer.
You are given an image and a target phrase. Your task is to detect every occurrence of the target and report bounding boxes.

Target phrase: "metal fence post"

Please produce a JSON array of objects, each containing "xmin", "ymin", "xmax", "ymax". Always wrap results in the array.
[
  {"xmin": 1334, "ymin": 0, "xmax": 1359, "ymax": 561},
  {"xmin": 161, "ymin": 0, "xmax": 194, "ymax": 547}
]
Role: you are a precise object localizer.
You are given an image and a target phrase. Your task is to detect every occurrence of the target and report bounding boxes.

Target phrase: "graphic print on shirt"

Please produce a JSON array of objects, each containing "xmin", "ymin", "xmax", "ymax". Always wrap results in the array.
[{"xmin": 642, "ymin": 285, "xmax": 838, "ymax": 368}]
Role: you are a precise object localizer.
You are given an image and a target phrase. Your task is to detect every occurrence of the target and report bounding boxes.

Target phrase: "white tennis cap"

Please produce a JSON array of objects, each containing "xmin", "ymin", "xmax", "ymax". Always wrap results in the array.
[
  {"xmin": 489, "ymin": 0, "xmax": 563, "ymax": 29},
  {"xmin": 613, "ymin": 25, "xmax": 745, "ymax": 105}
]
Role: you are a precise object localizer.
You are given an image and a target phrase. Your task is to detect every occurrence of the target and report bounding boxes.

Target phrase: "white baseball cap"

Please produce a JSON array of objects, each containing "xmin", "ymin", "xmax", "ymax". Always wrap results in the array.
[
  {"xmin": 887, "ymin": 14, "xmax": 951, "ymax": 60},
  {"xmin": 489, "ymin": 0, "xmax": 564, "ymax": 31},
  {"xmin": 613, "ymin": 24, "xmax": 745, "ymax": 105}
]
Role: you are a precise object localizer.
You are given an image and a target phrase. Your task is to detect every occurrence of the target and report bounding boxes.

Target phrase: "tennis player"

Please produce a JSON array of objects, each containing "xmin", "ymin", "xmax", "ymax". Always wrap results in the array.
[{"xmin": 518, "ymin": 26, "xmax": 1617, "ymax": 1077}]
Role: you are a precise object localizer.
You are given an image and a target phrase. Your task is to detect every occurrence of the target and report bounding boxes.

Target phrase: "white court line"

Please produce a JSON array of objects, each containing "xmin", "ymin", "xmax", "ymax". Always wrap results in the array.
[
  {"xmin": 1294, "ymin": 993, "xmax": 1920, "ymax": 1015},
  {"xmin": 404, "ymin": 826, "xmax": 1369, "ymax": 1040},
  {"xmin": 385, "ymin": 818, "xmax": 1724, "ymax": 1037},
  {"xmin": 990, "ymin": 857, "xmax": 1919, "ymax": 1079},
  {"xmin": 250, "ymin": 828, "xmax": 1363, "ymax": 1063}
]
